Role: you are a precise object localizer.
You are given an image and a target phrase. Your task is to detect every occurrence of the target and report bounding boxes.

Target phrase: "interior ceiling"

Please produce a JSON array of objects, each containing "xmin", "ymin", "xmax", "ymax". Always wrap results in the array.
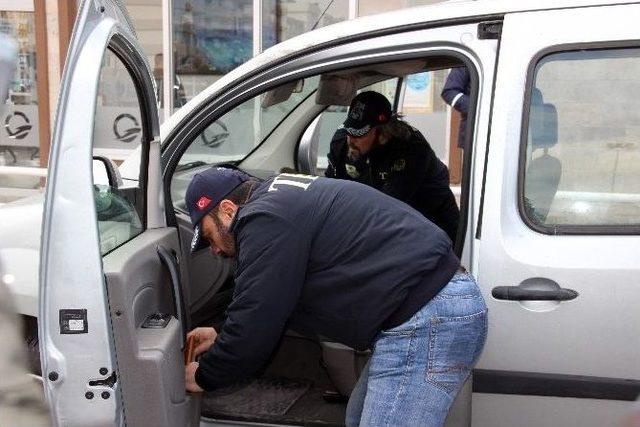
[{"xmin": 326, "ymin": 56, "xmax": 463, "ymax": 82}]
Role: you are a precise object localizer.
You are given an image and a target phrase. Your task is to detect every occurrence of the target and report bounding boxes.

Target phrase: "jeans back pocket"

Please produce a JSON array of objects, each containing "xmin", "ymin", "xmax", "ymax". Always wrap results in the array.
[{"xmin": 426, "ymin": 310, "xmax": 488, "ymax": 395}]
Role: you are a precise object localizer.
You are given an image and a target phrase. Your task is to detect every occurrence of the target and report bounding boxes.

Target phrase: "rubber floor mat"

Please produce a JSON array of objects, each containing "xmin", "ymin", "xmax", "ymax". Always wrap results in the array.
[{"xmin": 202, "ymin": 377, "xmax": 312, "ymax": 417}]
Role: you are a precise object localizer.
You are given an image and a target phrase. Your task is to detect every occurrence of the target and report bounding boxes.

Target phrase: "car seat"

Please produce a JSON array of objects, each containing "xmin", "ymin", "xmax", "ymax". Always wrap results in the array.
[{"xmin": 525, "ymin": 88, "xmax": 562, "ymax": 223}]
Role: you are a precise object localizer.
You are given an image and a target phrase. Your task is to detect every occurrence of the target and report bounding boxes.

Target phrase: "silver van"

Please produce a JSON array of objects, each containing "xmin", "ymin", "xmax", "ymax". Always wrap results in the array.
[{"xmin": 15, "ymin": 0, "xmax": 640, "ymax": 425}]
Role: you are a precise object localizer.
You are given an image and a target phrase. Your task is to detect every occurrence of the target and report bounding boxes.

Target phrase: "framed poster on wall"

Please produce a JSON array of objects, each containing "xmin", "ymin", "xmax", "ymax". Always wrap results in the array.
[{"xmin": 403, "ymin": 72, "xmax": 434, "ymax": 113}]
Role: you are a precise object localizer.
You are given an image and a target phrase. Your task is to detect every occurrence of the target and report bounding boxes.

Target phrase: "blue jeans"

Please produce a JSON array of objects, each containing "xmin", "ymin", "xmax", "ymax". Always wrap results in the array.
[{"xmin": 346, "ymin": 272, "xmax": 488, "ymax": 427}]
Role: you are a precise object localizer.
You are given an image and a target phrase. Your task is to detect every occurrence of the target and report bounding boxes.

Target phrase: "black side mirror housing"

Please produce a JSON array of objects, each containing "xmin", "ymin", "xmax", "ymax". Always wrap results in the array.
[{"xmin": 92, "ymin": 155, "xmax": 123, "ymax": 189}]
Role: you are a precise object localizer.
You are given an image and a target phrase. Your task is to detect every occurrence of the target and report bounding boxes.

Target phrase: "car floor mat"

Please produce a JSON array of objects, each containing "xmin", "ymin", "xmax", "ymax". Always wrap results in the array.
[{"xmin": 201, "ymin": 376, "xmax": 312, "ymax": 418}]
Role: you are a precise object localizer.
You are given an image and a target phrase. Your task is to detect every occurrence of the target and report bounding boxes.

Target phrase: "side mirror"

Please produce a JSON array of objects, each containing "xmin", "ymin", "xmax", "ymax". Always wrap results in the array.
[{"xmin": 92, "ymin": 155, "xmax": 123, "ymax": 189}]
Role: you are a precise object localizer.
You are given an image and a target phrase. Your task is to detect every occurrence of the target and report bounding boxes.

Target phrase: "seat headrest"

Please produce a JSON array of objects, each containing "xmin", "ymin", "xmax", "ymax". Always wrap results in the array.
[{"xmin": 529, "ymin": 88, "xmax": 558, "ymax": 149}]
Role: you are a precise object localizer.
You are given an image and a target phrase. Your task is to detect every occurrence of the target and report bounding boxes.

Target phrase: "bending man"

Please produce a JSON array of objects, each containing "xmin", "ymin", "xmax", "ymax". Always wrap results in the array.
[{"xmin": 184, "ymin": 167, "xmax": 487, "ymax": 426}]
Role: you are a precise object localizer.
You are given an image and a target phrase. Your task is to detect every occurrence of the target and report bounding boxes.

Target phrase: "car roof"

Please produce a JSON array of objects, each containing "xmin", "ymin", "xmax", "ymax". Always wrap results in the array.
[{"xmin": 161, "ymin": 0, "xmax": 639, "ymax": 137}]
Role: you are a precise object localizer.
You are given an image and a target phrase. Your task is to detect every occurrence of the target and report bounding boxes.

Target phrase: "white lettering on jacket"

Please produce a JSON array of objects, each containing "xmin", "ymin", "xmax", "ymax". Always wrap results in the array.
[{"xmin": 268, "ymin": 173, "xmax": 318, "ymax": 192}]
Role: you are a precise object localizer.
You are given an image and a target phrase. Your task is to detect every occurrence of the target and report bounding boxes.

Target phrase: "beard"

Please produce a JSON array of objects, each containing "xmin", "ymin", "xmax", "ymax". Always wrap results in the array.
[
  {"xmin": 212, "ymin": 213, "xmax": 236, "ymax": 258},
  {"xmin": 347, "ymin": 145, "xmax": 362, "ymax": 162}
]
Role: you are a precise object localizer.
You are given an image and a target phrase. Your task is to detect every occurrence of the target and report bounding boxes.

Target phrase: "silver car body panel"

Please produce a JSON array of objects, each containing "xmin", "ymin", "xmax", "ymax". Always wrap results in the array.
[
  {"xmin": 476, "ymin": 4, "xmax": 640, "ymax": 425},
  {"xmin": 0, "ymin": 195, "xmax": 42, "ymax": 316}
]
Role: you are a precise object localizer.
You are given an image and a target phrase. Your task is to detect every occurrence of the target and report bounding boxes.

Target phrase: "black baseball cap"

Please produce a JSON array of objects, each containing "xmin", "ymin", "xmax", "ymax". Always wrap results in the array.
[
  {"xmin": 342, "ymin": 91, "xmax": 392, "ymax": 137},
  {"xmin": 185, "ymin": 167, "xmax": 251, "ymax": 252}
]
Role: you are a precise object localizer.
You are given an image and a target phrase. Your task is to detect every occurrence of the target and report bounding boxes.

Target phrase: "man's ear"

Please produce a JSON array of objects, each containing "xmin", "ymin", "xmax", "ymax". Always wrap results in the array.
[{"xmin": 218, "ymin": 199, "xmax": 238, "ymax": 219}]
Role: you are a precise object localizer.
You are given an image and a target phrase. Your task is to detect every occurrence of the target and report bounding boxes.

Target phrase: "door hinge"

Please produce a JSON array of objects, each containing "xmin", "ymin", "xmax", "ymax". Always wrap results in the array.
[{"xmin": 478, "ymin": 21, "xmax": 502, "ymax": 40}]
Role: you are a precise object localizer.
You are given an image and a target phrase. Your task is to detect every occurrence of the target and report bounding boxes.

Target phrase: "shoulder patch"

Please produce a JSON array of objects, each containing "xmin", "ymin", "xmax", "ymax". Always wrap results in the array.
[
  {"xmin": 345, "ymin": 164, "xmax": 360, "ymax": 178},
  {"xmin": 392, "ymin": 158, "xmax": 406, "ymax": 172}
]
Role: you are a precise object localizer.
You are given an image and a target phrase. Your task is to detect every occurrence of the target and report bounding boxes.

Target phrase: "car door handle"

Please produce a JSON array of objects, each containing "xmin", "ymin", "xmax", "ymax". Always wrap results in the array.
[
  {"xmin": 492, "ymin": 286, "xmax": 578, "ymax": 301},
  {"xmin": 492, "ymin": 278, "xmax": 579, "ymax": 301},
  {"xmin": 157, "ymin": 245, "xmax": 189, "ymax": 348}
]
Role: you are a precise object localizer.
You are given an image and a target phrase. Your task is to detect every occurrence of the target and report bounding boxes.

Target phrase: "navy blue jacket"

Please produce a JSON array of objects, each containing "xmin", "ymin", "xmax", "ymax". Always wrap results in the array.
[
  {"xmin": 441, "ymin": 67, "xmax": 470, "ymax": 148},
  {"xmin": 195, "ymin": 175, "xmax": 459, "ymax": 391}
]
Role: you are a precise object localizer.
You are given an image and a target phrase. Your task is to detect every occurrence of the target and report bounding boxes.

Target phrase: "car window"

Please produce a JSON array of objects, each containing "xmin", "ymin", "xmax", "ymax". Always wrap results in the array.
[
  {"xmin": 314, "ymin": 78, "xmax": 398, "ymax": 172},
  {"xmin": 521, "ymin": 47, "xmax": 640, "ymax": 231},
  {"xmin": 92, "ymin": 48, "xmax": 144, "ymax": 255},
  {"xmin": 171, "ymin": 76, "xmax": 320, "ymax": 209}
]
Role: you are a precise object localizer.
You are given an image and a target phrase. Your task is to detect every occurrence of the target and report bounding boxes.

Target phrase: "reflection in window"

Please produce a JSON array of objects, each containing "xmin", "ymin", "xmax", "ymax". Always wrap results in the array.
[
  {"xmin": 172, "ymin": 0, "xmax": 252, "ymax": 103},
  {"xmin": 0, "ymin": 11, "xmax": 40, "ymax": 194},
  {"xmin": 262, "ymin": 0, "xmax": 348, "ymax": 50},
  {"xmin": 523, "ymin": 48, "xmax": 640, "ymax": 229}
]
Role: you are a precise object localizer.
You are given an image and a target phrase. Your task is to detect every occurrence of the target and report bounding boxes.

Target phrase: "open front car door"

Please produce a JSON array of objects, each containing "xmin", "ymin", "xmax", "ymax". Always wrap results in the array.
[{"xmin": 40, "ymin": 1, "xmax": 199, "ymax": 425}]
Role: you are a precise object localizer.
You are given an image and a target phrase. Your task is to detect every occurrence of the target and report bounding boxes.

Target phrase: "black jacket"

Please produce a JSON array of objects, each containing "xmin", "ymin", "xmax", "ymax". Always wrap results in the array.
[
  {"xmin": 325, "ymin": 126, "xmax": 460, "ymax": 243},
  {"xmin": 195, "ymin": 175, "xmax": 459, "ymax": 391}
]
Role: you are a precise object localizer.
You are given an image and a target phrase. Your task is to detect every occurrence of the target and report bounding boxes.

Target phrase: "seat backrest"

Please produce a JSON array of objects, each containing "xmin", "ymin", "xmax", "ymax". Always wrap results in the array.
[
  {"xmin": 530, "ymin": 89, "xmax": 558, "ymax": 150},
  {"xmin": 525, "ymin": 89, "xmax": 562, "ymax": 223}
]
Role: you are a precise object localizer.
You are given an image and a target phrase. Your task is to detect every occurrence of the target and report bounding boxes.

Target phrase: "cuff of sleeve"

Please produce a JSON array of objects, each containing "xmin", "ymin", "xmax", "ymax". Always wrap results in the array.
[
  {"xmin": 451, "ymin": 93, "xmax": 463, "ymax": 109},
  {"xmin": 194, "ymin": 364, "xmax": 210, "ymax": 391}
]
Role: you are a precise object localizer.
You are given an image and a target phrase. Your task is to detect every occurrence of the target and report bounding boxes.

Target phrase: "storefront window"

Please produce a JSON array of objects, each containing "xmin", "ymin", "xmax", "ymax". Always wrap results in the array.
[
  {"xmin": 124, "ymin": 0, "xmax": 176, "ymax": 118},
  {"xmin": 262, "ymin": 0, "xmax": 348, "ymax": 50},
  {"xmin": 0, "ymin": 10, "xmax": 40, "ymax": 199},
  {"xmin": 173, "ymin": 0, "xmax": 253, "ymax": 103}
]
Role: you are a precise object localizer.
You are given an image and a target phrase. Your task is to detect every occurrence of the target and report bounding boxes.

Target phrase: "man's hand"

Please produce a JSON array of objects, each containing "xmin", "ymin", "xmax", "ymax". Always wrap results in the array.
[
  {"xmin": 185, "ymin": 362, "xmax": 204, "ymax": 393},
  {"xmin": 187, "ymin": 327, "xmax": 218, "ymax": 358}
]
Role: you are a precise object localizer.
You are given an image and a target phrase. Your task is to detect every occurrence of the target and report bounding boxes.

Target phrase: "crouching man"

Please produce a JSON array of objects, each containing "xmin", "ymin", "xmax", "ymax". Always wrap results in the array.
[{"xmin": 184, "ymin": 167, "xmax": 487, "ymax": 427}]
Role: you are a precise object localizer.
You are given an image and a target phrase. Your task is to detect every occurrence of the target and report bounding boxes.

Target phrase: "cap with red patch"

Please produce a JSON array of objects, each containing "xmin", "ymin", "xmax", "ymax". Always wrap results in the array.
[
  {"xmin": 185, "ymin": 167, "xmax": 251, "ymax": 252},
  {"xmin": 196, "ymin": 196, "xmax": 212, "ymax": 211}
]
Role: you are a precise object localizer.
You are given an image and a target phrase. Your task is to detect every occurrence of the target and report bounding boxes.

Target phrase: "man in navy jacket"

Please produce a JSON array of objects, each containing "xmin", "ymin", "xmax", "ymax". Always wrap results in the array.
[
  {"xmin": 184, "ymin": 167, "xmax": 487, "ymax": 426},
  {"xmin": 441, "ymin": 67, "xmax": 470, "ymax": 149}
]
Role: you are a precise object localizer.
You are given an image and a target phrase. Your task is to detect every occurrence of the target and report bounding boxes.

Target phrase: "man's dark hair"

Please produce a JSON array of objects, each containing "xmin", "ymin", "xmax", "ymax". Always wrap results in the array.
[
  {"xmin": 378, "ymin": 114, "xmax": 412, "ymax": 144},
  {"xmin": 211, "ymin": 179, "xmax": 259, "ymax": 216}
]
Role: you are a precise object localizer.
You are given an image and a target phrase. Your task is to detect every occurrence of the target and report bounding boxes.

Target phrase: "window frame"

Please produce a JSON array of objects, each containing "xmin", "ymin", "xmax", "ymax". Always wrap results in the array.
[
  {"xmin": 518, "ymin": 41, "xmax": 640, "ymax": 236},
  {"xmin": 94, "ymin": 37, "xmax": 155, "ymax": 253}
]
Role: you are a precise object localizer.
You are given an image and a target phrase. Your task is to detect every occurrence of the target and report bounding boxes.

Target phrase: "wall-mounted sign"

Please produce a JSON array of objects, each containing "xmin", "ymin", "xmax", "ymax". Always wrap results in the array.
[
  {"xmin": 93, "ymin": 107, "xmax": 142, "ymax": 161},
  {"xmin": 4, "ymin": 110, "xmax": 31, "ymax": 139},
  {"xmin": 0, "ymin": 105, "xmax": 38, "ymax": 148},
  {"xmin": 403, "ymin": 72, "xmax": 434, "ymax": 114},
  {"xmin": 113, "ymin": 113, "xmax": 141, "ymax": 143}
]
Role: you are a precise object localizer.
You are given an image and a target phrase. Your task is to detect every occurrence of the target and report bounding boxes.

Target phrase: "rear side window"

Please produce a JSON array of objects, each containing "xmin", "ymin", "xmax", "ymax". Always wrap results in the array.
[{"xmin": 521, "ymin": 47, "xmax": 640, "ymax": 232}]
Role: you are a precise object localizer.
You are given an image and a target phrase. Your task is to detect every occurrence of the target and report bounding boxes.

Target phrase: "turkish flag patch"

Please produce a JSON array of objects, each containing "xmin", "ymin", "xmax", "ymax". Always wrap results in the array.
[{"xmin": 196, "ymin": 196, "xmax": 211, "ymax": 211}]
